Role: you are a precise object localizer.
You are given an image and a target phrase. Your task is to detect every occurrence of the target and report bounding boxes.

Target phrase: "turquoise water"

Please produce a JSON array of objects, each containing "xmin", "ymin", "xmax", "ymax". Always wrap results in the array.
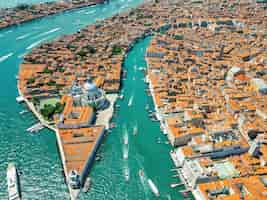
[
  {"xmin": 0, "ymin": 0, "xmax": 57, "ymax": 8},
  {"xmin": 0, "ymin": 0, "xmax": 185, "ymax": 199}
]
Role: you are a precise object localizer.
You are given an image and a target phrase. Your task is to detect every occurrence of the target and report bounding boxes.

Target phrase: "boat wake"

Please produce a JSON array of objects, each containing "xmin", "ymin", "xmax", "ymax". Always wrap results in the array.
[
  {"xmin": 16, "ymin": 33, "xmax": 33, "ymax": 40},
  {"xmin": 85, "ymin": 10, "xmax": 96, "ymax": 15},
  {"xmin": 139, "ymin": 169, "xmax": 150, "ymax": 198},
  {"xmin": 34, "ymin": 27, "xmax": 61, "ymax": 38},
  {"xmin": 123, "ymin": 145, "xmax": 129, "ymax": 160},
  {"xmin": 18, "ymin": 53, "xmax": 25, "ymax": 59},
  {"xmin": 123, "ymin": 130, "xmax": 129, "ymax": 145},
  {"xmin": 26, "ymin": 36, "xmax": 50, "ymax": 50},
  {"xmin": 0, "ymin": 53, "xmax": 13, "ymax": 63}
]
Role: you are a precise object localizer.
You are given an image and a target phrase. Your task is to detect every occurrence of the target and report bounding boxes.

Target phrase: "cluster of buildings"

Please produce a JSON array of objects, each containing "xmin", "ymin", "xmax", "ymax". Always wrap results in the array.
[
  {"xmin": 145, "ymin": 1, "xmax": 267, "ymax": 199},
  {"xmin": 17, "ymin": 0, "xmax": 267, "ymax": 199},
  {"xmin": 0, "ymin": 0, "xmax": 105, "ymax": 29}
]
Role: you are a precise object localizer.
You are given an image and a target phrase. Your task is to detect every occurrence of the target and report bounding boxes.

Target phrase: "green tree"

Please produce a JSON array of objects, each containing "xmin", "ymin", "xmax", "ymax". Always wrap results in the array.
[{"xmin": 112, "ymin": 45, "xmax": 123, "ymax": 55}]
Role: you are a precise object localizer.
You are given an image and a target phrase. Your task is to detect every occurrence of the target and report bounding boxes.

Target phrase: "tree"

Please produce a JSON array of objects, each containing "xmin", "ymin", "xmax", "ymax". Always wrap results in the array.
[
  {"xmin": 40, "ymin": 102, "xmax": 65, "ymax": 120},
  {"xmin": 40, "ymin": 104, "xmax": 55, "ymax": 120},
  {"xmin": 85, "ymin": 45, "xmax": 96, "ymax": 54},
  {"xmin": 112, "ymin": 45, "xmax": 123, "ymax": 55}
]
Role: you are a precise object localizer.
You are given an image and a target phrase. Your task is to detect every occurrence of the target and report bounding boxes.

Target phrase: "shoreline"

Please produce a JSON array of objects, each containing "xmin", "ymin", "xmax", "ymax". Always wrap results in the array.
[
  {"xmin": 145, "ymin": 56, "xmax": 192, "ymax": 195},
  {"xmin": 0, "ymin": 0, "xmax": 106, "ymax": 31},
  {"xmin": 17, "ymin": 82, "xmax": 117, "ymax": 200}
]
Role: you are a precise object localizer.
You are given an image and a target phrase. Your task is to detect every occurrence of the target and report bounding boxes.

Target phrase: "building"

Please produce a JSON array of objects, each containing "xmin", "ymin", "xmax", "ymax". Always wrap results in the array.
[{"xmin": 69, "ymin": 77, "xmax": 109, "ymax": 110}]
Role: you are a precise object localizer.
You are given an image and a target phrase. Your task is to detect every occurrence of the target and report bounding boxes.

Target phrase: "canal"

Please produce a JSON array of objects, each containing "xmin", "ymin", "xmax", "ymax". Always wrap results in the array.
[{"xmin": 0, "ymin": 0, "xmax": 185, "ymax": 199}]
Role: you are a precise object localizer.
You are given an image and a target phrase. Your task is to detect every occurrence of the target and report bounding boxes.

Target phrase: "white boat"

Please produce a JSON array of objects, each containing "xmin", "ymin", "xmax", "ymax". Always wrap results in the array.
[
  {"xmin": 124, "ymin": 133, "xmax": 128, "ymax": 145},
  {"xmin": 128, "ymin": 95, "xmax": 133, "ymax": 107},
  {"xmin": 82, "ymin": 177, "xmax": 91, "ymax": 193},
  {"xmin": 133, "ymin": 123, "xmax": 138, "ymax": 136},
  {"xmin": 7, "ymin": 163, "xmax": 21, "ymax": 200},
  {"xmin": 119, "ymin": 94, "xmax": 124, "ymax": 99},
  {"xmin": 148, "ymin": 179, "xmax": 160, "ymax": 197},
  {"xmin": 16, "ymin": 96, "xmax": 24, "ymax": 103},
  {"xmin": 124, "ymin": 167, "xmax": 130, "ymax": 182},
  {"xmin": 19, "ymin": 110, "xmax": 28, "ymax": 115}
]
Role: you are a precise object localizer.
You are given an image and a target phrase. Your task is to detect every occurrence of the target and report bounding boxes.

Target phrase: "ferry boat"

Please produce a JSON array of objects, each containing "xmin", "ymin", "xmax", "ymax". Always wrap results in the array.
[
  {"xmin": 7, "ymin": 163, "xmax": 21, "ymax": 200},
  {"xmin": 147, "ymin": 179, "xmax": 160, "ymax": 197}
]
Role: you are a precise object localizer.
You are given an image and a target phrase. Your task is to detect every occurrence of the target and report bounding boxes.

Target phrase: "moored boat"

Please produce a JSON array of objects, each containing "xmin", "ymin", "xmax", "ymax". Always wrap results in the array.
[
  {"xmin": 7, "ymin": 163, "xmax": 21, "ymax": 200},
  {"xmin": 82, "ymin": 177, "xmax": 91, "ymax": 193}
]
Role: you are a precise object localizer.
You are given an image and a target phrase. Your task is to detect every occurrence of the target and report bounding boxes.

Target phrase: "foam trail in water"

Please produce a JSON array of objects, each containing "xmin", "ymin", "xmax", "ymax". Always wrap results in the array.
[
  {"xmin": 85, "ymin": 10, "xmax": 96, "ymax": 14},
  {"xmin": 16, "ymin": 33, "xmax": 33, "ymax": 40},
  {"xmin": 26, "ymin": 37, "xmax": 50, "ymax": 50},
  {"xmin": 34, "ymin": 27, "xmax": 61, "ymax": 38},
  {"xmin": 0, "ymin": 53, "xmax": 14, "ymax": 63},
  {"xmin": 18, "ymin": 53, "xmax": 25, "ymax": 59}
]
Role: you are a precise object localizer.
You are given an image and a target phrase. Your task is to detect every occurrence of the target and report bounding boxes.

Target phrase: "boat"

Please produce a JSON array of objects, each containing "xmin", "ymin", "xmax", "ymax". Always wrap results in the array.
[
  {"xmin": 19, "ymin": 110, "xmax": 28, "ymax": 115},
  {"xmin": 133, "ymin": 124, "xmax": 138, "ymax": 136},
  {"xmin": 128, "ymin": 95, "xmax": 133, "ymax": 107},
  {"xmin": 124, "ymin": 133, "xmax": 128, "ymax": 145},
  {"xmin": 110, "ymin": 122, "xmax": 116, "ymax": 128},
  {"xmin": 82, "ymin": 177, "xmax": 91, "ymax": 193},
  {"xmin": 119, "ymin": 94, "xmax": 124, "ymax": 99},
  {"xmin": 170, "ymin": 183, "xmax": 183, "ymax": 188},
  {"xmin": 7, "ymin": 163, "xmax": 21, "ymax": 200},
  {"xmin": 123, "ymin": 147, "xmax": 128, "ymax": 160},
  {"xmin": 147, "ymin": 179, "xmax": 160, "ymax": 197},
  {"xmin": 124, "ymin": 167, "xmax": 130, "ymax": 182},
  {"xmin": 139, "ymin": 169, "xmax": 144, "ymax": 177},
  {"xmin": 16, "ymin": 96, "xmax": 24, "ymax": 103}
]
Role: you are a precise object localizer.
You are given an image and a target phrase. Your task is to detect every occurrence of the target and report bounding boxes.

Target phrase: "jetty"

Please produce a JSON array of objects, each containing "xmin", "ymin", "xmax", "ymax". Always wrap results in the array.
[{"xmin": 26, "ymin": 122, "xmax": 44, "ymax": 133}]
